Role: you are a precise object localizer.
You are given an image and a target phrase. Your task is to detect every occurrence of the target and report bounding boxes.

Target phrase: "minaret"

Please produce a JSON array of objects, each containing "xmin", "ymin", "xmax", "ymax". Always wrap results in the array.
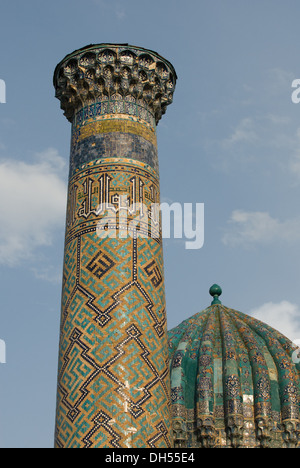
[{"xmin": 53, "ymin": 44, "xmax": 177, "ymax": 448}]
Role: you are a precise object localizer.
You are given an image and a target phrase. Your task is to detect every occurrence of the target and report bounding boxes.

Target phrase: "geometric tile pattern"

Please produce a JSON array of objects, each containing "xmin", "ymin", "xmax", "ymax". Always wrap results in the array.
[
  {"xmin": 168, "ymin": 304, "xmax": 300, "ymax": 448},
  {"xmin": 55, "ymin": 159, "xmax": 172, "ymax": 448}
]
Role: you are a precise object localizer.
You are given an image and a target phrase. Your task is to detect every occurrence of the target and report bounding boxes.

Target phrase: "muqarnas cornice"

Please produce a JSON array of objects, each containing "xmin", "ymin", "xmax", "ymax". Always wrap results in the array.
[{"xmin": 53, "ymin": 43, "xmax": 177, "ymax": 125}]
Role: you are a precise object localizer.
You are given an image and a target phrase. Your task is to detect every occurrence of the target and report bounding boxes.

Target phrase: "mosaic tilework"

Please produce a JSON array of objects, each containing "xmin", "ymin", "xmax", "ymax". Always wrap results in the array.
[
  {"xmin": 76, "ymin": 119, "xmax": 157, "ymax": 146},
  {"xmin": 65, "ymin": 157, "xmax": 161, "ymax": 243},
  {"xmin": 70, "ymin": 116, "xmax": 158, "ymax": 177},
  {"xmin": 73, "ymin": 97, "xmax": 156, "ymax": 129},
  {"xmin": 168, "ymin": 304, "xmax": 300, "ymax": 448},
  {"xmin": 55, "ymin": 158, "xmax": 172, "ymax": 448},
  {"xmin": 54, "ymin": 43, "xmax": 176, "ymax": 448}
]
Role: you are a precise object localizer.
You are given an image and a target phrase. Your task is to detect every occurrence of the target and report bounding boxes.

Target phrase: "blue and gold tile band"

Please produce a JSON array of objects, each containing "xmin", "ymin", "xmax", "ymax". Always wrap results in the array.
[
  {"xmin": 73, "ymin": 98, "xmax": 157, "ymax": 129},
  {"xmin": 70, "ymin": 115, "xmax": 159, "ymax": 177},
  {"xmin": 75, "ymin": 118, "xmax": 157, "ymax": 146}
]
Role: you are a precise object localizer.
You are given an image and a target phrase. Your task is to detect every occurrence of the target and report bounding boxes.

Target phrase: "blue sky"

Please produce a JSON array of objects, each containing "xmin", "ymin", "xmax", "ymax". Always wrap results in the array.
[{"xmin": 1, "ymin": 0, "xmax": 300, "ymax": 448}]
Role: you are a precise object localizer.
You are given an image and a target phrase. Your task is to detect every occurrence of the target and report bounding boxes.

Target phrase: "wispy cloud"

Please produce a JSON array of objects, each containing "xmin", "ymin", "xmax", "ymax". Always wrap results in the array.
[
  {"xmin": 115, "ymin": 4, "xmax": 126, "ymax": 20},
  {"xmin": 249, "ymin": 300, "xmax": 300, "ymax": 342},
  {"xmin": 288, "ymin": 127, "xmax": 300, "ymax": 180},
  {"xmin": 222, "ymin": 210, "xmax": 300, "ymax": 247},
  {"xmin": 265, "ymin": 68, "xmax": 295, "ymax": 96},
  {"xmin": 92, "ymin": 0, "xmax": 126, "ymax": 20},
  {"xmin": 0, "ymin": 148, "xmax": 67, "ymax": 266},
  {"xmin": 215, "ymin": 113, "xmax": 300, "ymax": 181},
  {"xmin": 222, "ymin": 117, "xmax": 258, "ymax": 148},
  {"xmin": 206, "ymin": 66, "xmax": 300, "ymax": 178},
  {"xmin": 31, "ymin": 264, "xmax": 63, "ymax": 284},
  {"xmin": 265, "ymin": 113, "xmax": 291, "ymax": 126}
]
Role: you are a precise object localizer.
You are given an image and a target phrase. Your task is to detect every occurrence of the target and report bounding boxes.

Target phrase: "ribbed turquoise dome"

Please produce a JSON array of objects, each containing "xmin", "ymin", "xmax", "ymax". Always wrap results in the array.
[{"xmin": 168, "ymin": 292, "xmax": 300, "ymax": 448}]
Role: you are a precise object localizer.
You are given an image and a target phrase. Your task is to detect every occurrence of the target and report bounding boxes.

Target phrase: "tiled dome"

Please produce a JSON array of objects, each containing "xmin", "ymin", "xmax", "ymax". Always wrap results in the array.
[{"xmin": 168, "ymin": 286, "xmax": 300, "ymax": 448}]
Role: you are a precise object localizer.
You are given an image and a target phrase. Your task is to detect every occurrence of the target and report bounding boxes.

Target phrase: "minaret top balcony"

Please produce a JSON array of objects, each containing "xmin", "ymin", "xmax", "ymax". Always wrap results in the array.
[{"xmin": 53, "ymin": 43, "xmax": 177, "ymax": 125}]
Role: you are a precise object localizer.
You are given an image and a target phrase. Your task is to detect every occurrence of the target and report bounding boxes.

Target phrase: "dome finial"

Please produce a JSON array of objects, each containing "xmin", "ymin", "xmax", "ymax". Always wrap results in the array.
[{"xmin": 209, "ymin": 284, "xmax": 222, "ymax": 305}]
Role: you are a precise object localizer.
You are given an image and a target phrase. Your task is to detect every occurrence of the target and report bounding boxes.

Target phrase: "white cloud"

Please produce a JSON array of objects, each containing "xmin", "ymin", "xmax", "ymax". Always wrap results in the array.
[
  {"xmin": 222, "ymin": 210, "xmax": 300, "ymax": 247},
  {"xmin": 249, "ymin": 301, "xmax": 300, "ymax": 342},
  {"xmin": 31, "ymin": 264, "xmax": 63, "ymax": 284},
  {"xmin": 266, "ymin": 68, "xmax": 295, "ymax": 95},
  {"xmin": 92, "ymin": 0, "xmax": 126, "ymax": 19},
  {"xmin": 222, "ymin": 117, "xmax": 258, "ymax": 148},
  {"xmin": 115, "ymin": 4, "xmax": 126, "ymax": 19},
  {"xmin": 211, "ymin": 68, "xmax": 300, "ymax": 178},
  {"xmin": 0, "ymin": 148, "xmax": 67, "ymax": 266},
  {"xmin": 266, "ymin": 114, "xmax": 291, "ymax": 126},
  {"xmin": 288, "ymin": 127, "xmax": 300, "ymax": 180},
  {"xmin": 221, "ymin": 114, "xmax": 294, "ymax": 155}
]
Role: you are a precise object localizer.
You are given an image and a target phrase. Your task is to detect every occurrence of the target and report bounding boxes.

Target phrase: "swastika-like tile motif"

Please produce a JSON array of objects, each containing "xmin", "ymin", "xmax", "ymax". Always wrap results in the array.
[{"xmin": 86, "ymin": 250, "xmax": 115, "ymax": 280}]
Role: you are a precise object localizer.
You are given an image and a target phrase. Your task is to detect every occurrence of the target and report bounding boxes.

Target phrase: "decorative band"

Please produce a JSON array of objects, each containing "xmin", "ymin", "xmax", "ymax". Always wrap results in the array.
[
  {"xmin": 66, "ymin": 157, "xmax": 161, "ymax": 245},
  {"xmin": 71, "ymin": 157, "xmax": 159, "ymax": 180},
  {"xmin": 76, "ymin": 118, "xmax": 157, "ymax": 146},
  {"xmin": 73, "ymin": 99, "xmax": 156, "ymax": 128}
]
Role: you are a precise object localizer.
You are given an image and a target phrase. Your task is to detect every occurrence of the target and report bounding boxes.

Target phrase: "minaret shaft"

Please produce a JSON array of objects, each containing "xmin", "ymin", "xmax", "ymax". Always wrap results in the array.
[{"xmin": 53, "ymin": 44, "xmax": 176, "ymax": 448}]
